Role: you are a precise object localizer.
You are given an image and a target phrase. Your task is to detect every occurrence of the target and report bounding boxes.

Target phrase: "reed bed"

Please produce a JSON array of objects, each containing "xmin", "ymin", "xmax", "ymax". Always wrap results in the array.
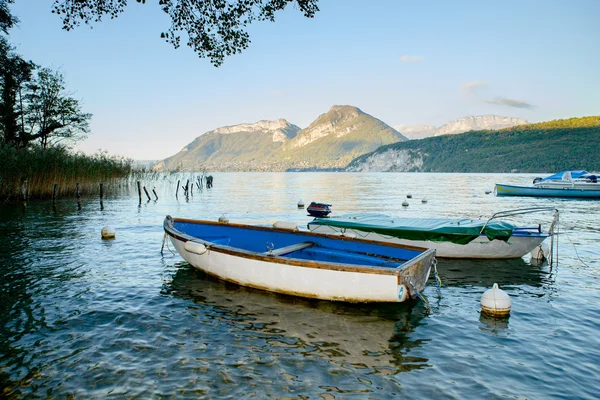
[{"xmin": 0, "ymin": 145, "xmax": 135, "ymax": 201}]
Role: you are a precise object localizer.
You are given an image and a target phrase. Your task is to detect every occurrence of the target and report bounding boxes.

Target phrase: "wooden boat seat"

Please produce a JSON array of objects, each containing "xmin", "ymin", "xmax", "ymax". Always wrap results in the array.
[{"xmin": 266, "ymin": 242, "xmax": 315, "ymax": 256}]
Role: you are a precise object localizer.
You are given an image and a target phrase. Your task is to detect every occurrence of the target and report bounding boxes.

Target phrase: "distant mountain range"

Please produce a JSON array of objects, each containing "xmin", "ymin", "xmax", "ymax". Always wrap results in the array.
[
  {"xmin": 395, "ymin": 115, "xmax": 528, "ymax": 140},
  {"xmin": 152, "ymin": 107, "xmax": 549, "ymax": 172},
  {"xmin": 153, "ymin": 105, "xmax": 406, "ymax": 172}
]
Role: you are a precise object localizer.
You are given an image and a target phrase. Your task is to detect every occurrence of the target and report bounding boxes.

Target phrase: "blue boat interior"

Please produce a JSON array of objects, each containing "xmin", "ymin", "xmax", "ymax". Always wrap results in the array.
[{"xmin": 174, "ymin": 221, "xmax": 424, "ymax": 268}]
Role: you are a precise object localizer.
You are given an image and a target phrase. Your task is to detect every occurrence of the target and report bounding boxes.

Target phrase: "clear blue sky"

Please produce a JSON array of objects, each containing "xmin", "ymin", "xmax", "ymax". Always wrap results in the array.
[{"xmin": 7, "ymin": 0, "xmax": 600, "ymax": 160}]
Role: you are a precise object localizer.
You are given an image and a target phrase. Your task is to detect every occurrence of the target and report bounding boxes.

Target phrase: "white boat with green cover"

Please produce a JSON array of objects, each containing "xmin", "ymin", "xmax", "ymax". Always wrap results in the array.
[{"xmin": 308, "ymin": 208, "xmax": 559, "ymax": 259}]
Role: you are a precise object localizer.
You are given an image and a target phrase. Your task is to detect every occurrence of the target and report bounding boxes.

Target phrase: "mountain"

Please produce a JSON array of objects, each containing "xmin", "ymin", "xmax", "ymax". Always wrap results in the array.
[
  {"xmin": 152, "ymin": 119, "xmax": 300, "ymax": 171},
  {"xmin": 393, "ymin": 125, "xmax": 436, "ymax": 140},
  {"xmin": 395, "ymin": 115, "xmax": 527, "ymax": 140},
  {"xmin": 347, "ymin": 116, "xmax": 600, "ymax": 173},
  {"xmin": 435, "ymin": 115, "xmax": 527, "ymax": 136},
  {"xmin": 153, "ymin": 106, "xmax": 407, "ymax": 172}
]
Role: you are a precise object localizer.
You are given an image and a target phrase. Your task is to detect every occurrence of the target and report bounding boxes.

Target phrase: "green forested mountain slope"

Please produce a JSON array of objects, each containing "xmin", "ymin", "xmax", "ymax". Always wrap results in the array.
[{"xmin": 348, "ymin": 116, "xmax": 600, "ymax": 172}]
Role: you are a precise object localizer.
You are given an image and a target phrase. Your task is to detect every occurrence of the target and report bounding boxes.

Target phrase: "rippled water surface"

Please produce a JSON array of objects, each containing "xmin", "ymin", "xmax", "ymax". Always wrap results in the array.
[{"xmin": 1, "ymin": 173, "xmax": 598, "ymax": 399}]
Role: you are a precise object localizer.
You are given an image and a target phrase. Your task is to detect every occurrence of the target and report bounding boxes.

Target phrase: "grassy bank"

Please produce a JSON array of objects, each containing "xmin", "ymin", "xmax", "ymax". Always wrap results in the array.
[{"xmin": 0, "ymin": 146, "xmax": 135, "ymax": 201}]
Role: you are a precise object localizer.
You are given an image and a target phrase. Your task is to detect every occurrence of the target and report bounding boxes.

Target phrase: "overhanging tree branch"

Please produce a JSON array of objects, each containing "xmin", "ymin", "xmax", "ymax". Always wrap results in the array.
[{"xmin": 51, "ymin": 0, "xmax": 319, "ymax": 66}]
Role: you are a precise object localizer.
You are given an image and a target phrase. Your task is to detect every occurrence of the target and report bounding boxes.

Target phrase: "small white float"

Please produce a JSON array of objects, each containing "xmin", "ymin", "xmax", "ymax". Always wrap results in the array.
[
  {"xmin": 481, "ymin": 283, "xmax": 511, "ymax": 317},
  {"xmin": 101, "ymin": 225, "xmax": 116, "ymax": 239}
]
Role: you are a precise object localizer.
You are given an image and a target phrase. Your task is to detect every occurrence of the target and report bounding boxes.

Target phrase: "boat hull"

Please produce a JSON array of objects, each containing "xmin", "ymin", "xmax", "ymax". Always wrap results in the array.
[
  {"xmin": 308, "ymin": 225, "xmax": 547, "ymax": 259},
  {"xmin": 496, "ymin": 183, "xmax": 600, "ymax": 198},
  {"xmin": 164, "ymin": 217, "xmax": 435, "ymax": 303}
]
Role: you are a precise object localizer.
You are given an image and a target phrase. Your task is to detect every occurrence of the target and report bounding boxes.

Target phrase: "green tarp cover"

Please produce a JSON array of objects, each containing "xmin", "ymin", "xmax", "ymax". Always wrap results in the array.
[{"xmin": 308, "ymin": 213, "xmax": 515, "ymax": 245}]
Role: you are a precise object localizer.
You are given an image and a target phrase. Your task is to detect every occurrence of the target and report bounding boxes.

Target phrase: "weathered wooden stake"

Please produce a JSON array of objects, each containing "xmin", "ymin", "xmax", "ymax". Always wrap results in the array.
[
  {"xmin": 152, "ymin": 186, "xmax": 158, "ymax": 201},
  {"xmin": 176, "ymin": 180, "xmax": 180, "ymax": 197},
  {"xmin": 137, "ymin": 181, "xmax": 142, "ymax": 204},
  {"xmin": 52, "ymin": 184, "xmax": 58, "ymax": 203},
  {"xmin": 185, "ymin": 179, "xmax": 190, "ymax": 197},
  {"xmin": 143, "ymin": 186, "xmax": 151, "ymax": 201},
  {"xmin": 76, "ymin": 182, "xmax": 81, "ymax": 208},
  {"xmin": 100, "ymin": 183, "xmax": 104, "ymax": 210}
]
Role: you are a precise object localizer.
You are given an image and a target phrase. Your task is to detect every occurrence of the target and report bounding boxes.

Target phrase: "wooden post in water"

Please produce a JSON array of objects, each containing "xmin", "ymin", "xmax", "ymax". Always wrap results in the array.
[
  {"xmin": 52, "ymin": 184, "xmax": 58, "ymax": 203},
  {"xmin": 137, "ymin": 181, "xmax": 142, "ymax": 204},
  {"xmin": 185, "ymin": 179, "xmax": 190, "ymax": 198},
  {"xmin": 100, "ymin": 183, "xmax": 104, "ymax": 210},
  {"xmin": 152, "ymin": 186, "xmax": 158, "ymax": 201},
  {"xmin": 76, "ymin": 182, "xmax": 81, "ymax": 208},
  {"xmin": 176, "ymin": 180, "xmax": 180, "ymax": 198},
  {"xmin": 143, "ymin": 186, "xmax": 151, "ymax": 201}
]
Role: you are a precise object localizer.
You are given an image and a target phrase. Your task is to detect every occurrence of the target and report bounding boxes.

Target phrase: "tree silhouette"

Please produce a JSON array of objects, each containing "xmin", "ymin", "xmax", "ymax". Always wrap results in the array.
[{"xmin": 52, "ymin": 0, "xmax": 320, "ymax": 66}]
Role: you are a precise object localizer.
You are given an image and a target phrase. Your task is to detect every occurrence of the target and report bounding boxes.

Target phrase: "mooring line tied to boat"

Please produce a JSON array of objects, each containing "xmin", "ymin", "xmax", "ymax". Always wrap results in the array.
[
  {"xmin": 161, "ymin": 232, "xmax": 176, "ymax": 256},
  {"xmin": 483, "ymin": 206, "xmax": 561, "ymax": 266},
  {"xmin": 431, "ymin": 257, "xmax": 442, "ymax": 297}
]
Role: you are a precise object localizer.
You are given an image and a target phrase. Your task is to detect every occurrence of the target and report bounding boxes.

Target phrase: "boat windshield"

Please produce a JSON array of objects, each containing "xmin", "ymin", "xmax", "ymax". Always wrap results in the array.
[{"xmin": 541, "ymin": 170, "xmax": 589, "ymax": 181}]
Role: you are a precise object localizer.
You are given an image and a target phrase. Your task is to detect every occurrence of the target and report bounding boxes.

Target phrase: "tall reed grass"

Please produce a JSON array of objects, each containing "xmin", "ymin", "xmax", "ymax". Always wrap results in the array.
[{"xmin": 0, "ymin": 145, "xmax": 135, "ymax": 201}]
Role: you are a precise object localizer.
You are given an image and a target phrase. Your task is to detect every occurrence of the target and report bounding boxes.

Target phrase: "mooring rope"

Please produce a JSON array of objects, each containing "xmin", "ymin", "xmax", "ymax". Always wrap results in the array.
[
  {"xmin": 563, "ymin": 230, "xmax": 591, "ymax": 268},
  {"xmin": 161, "ymin": 232, "xmax": 176, "ymax": 256}
]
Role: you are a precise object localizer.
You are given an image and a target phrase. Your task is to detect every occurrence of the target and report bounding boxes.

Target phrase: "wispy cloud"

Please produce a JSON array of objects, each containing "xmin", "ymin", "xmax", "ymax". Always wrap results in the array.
[
  {"xmin": 269, "ymin": 90, "xmax": 287, "ymax": 96},
  {"xmin": 485, "ymin": 97, "xmax": 535, "ymax": 109},
  {"xmin": 461, "ymin": 80, "xmax": 488, "ymax": 95},
  {"xmin": 399, "ymin": 55, "xmax": 424, "ymax": 63}
]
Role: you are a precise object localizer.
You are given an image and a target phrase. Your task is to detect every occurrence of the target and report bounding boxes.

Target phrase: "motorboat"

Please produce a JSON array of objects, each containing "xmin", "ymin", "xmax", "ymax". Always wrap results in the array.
[
  {"xmin": 496, "ymin": 170, "xmax": 600, "ymax": 198},
  {"xmin": 308, "ymin": 208, "xmax": 559, "ymax": 259}
]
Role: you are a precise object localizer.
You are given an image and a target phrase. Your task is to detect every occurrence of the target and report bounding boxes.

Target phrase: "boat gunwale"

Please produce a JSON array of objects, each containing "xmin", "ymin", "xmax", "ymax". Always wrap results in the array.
[{"xmin": 164, "ymin": 216, "xmax": 435, "ymax": 276}]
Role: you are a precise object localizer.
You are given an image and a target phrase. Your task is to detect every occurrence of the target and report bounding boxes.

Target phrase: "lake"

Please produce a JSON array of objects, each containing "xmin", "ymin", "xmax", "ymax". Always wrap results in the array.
[{"xmin": 0, "ymin": 172, "xmax": 598, "ymax": 399}]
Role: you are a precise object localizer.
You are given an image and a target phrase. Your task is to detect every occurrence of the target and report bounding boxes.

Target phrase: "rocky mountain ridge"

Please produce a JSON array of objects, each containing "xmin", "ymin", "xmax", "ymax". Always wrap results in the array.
[
  {"xmin": 153, "ymin": 105, "xmax": 406, "ymax": 172},
  {"xmin": 396, "ymin": 115, "xmax": 527, "ymax": 140}
]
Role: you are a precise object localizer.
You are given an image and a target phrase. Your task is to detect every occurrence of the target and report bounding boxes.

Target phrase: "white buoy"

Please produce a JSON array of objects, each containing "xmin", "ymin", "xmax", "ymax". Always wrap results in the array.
[
  {"xmin": 407, "ymin": 193, "xmax": 412, "ymax": 199},
  {"xmin": 485, "ymin": 189, "xmax": 492, "ymax": 194},
  {"xmin": 218, "ymin": 214, "xmax": 229, "ymax": 223},
  {"xmin": 481, "ymin": 283, "xmax": 511, "ymax": 317},
  {"xmin": 402, "ymin": 200, "xmax": 409, "ymax": 207},
  {"xmin": 101, "ymin": 225, "xmax": 116, "ymax": 239},
  {"xmin": 421, "ymin": 197, "xmax": 428, "ymax": 203},
  {"xmin": 298, "ymin": 200, "xmax": 305, "ymax": 209}
]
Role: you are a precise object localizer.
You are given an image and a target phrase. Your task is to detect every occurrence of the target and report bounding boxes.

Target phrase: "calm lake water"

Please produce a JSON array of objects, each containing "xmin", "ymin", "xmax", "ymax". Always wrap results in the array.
[{"xmin": 1, "ymin": 173, "xmax": 598, "ymax": 399}]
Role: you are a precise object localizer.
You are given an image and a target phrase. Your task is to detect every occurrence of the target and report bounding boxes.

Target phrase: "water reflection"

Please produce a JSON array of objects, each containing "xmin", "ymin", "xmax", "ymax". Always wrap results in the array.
[
  {"xmin": 479, "ymin": 312, "xmax": 510, "ymax": 334},
  {"xmin": 435, "ymin": 257, "xmax": 553, "ymax": 289},
  {"xmin": 163, "ymin": 264, "xmax": 430, "ymax": 374}
]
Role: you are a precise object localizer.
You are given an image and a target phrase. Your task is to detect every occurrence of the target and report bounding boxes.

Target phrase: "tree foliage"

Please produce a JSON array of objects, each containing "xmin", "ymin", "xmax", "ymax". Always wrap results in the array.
[
  {"xmin": 0, "ymin": 0, "xmax": 16, "ymax": 34},
  {"xmin": 1, "ymin": 5, "xmax": 91, "ymax": 150},
  {"xmin": 22, "ymin": 68, "xmax": 91, "ymax": 149},
  {"xmin": 51, "ymin": 0, "xmax": 319, "ymax": 66},
  {"xmin": 0, "ymin": 36, "xmax": 35, "ymax": 146}
]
